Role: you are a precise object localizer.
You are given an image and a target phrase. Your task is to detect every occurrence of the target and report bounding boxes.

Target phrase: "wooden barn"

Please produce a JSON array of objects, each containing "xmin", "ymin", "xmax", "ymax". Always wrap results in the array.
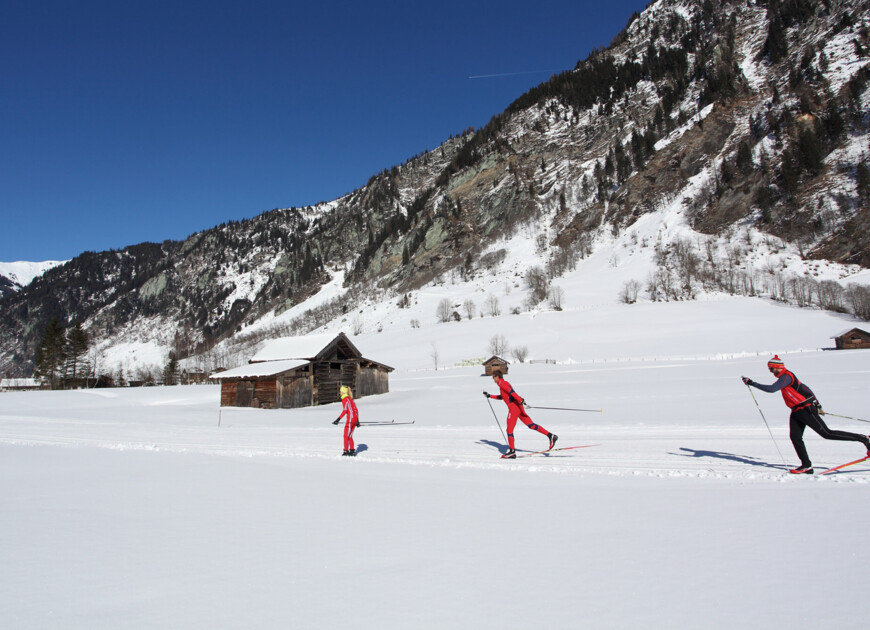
[
  {"xmin": 212, "ymin": 332, "xmax": 393, "ymax": 409},
  {"xmin": 483, "ymin": 356, "xmax": 509, "ymax": 376},
  {"xmin": 832, "ymin": 327, "xmax": 870, "ymax": 350}
]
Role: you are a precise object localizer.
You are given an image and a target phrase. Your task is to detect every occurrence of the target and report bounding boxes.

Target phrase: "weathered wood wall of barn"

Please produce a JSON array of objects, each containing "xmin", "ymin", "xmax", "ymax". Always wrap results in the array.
[
  {"xmin": 313, "ymin": 360, "xmax": 357, "ymax": 405},
  {"xmin": 357, "ymin": 366, "xmax": 390, "ymax": 397},
  {"xmin": 835, "ymin": 329, "xmax": 870, "ymax": 350},
  {"xmin": 278, "ymin": 373, "xmax": 313, "ymax": 409},
  {"xmin": 221, "ymin": 382, "xmax": 238, "ymax": 407},
  {"xmin": 253, "ymin": 380, "xmax": 278, "ymax": 409},
  {"xmin": 484, "ymin": 358, "xmax": 509, "ymax": 376}
]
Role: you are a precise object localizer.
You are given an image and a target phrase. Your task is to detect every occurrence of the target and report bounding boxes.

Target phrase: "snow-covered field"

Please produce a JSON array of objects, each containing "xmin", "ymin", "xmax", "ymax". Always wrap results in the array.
[{"xmin": 2, "ymin": 296, "xmax": 869, "ymax": 629}]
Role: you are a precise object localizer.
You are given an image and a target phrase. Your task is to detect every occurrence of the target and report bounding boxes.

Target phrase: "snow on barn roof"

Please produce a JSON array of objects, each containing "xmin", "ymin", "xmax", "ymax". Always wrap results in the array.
[
  {"xmin": 210, "ymin": 359, "xmax": 309, "ymax": 380},
  {"xmin": 251, "ymin": 332, "xmax": 360, "ymax": 362},
  {"xmin": 831, "ymin": 327, "xmax": 870, "ymax": 338},
  {"xmin": 0, "ymin": 378, "xmax": 41, "ymax": 389}
]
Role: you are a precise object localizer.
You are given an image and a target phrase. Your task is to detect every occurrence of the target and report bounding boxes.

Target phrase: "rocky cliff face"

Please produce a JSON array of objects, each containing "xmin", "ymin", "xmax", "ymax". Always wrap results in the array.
[{"xmin": 2, "ymin": 0, "xmax": 869, "ymax": 377}]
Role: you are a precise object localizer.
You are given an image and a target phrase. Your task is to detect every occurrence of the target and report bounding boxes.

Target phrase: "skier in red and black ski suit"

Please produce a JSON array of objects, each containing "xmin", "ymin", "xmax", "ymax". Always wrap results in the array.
[
  {"xmin": 332, "ymin": 385, "xmax": 359, "ymax": 456},
  {"xmin": 743, "ymin": 355, "xmax": 870, "ymax": 474},
  {"xmin": 484, "ymin": 369, "xmax": 557, "ymax": 459}
]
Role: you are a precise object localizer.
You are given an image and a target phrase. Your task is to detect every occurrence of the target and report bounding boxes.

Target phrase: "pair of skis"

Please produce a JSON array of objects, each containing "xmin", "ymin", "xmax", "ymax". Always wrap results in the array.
[{"xmin": 508, "ymin": 444, "xmax": 600, "ymax": 459}]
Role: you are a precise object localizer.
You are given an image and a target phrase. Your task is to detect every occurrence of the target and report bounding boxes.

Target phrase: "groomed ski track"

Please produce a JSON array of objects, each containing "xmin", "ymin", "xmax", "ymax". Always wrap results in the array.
[{"xmin": 2, "ymin": 418, "xmax": 868, "ymax": 482}]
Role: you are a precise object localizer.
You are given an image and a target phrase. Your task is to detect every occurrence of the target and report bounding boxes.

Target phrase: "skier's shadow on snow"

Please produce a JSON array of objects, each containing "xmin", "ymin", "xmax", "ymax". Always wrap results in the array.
[
  {"xmin": 673, "ymin": 447, "xmax": 788, "ymax": 471},
  {"xmin": 478, "ymin": 439, "xmax": 510, "ymax": 455},
  {"xmin": 477, "ymin": 439, "xmax": 566, "ymax": 457},
  {"xmin": 356, "ymin": 444, "xmax": 369, "ymax": 454}
]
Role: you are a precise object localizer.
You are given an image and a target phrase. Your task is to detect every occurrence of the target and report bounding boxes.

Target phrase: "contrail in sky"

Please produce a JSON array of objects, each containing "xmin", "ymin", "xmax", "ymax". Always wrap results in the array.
[{"xmin": 468, "ymin": 70, "xmax": 561, "ymax": 79}]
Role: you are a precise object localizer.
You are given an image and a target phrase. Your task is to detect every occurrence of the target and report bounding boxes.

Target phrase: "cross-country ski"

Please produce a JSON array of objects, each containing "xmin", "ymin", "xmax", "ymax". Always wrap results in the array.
[
  {"xmin": 819, "ymin": 455, "xmax": 870, "ymax": 476},
  {"xmin": 508, "ymin": 444, "xmax": 601, "ymax": 459}
]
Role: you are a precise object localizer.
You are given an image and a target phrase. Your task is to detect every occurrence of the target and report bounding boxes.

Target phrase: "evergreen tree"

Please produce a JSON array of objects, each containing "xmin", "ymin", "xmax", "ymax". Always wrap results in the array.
[
  {"xmin": 856, "ymin": 163, "xmax": 870, "ymax": 202},
  {"xmin": 163, "ymin": 352, "xmax": 179, "ymax": 386},
  {"xmin": 35, "ymin": 318, "xmax": 67, "ymax": 389},
  {"xmin": 796, "ymin": 127, "xmax": 824, "ymax": 176},
  {"xmin": 66, "ymin": 321, "xmax": 90, "ymax": 380},
  {"xmin": 736, "ymin": 142, "xmax": 754, "ymax": 175},
  {"xmin": 761, "ymin": 14, "xmax": 789, "ymax": 63}
]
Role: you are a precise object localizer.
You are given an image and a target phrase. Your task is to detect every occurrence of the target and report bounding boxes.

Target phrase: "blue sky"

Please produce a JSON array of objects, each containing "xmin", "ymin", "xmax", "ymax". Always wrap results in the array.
[{"xmin": 1, "ymin": 0, "xmax": 651, "ymax": 262}]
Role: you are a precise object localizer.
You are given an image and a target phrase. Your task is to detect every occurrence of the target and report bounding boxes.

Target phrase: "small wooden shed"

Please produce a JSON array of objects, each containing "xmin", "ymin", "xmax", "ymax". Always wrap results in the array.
[
  {"xmin": 0, "ymin": 378, "xmax": 43, "ymax": 392},
  {"xmin": 832, "ymin": 327, "xmax": 870, "ymax": 350},
  {"xmin": 212, "ymin": 332, "xmax": 393, "ymax": 409},
  {"xmin": 483, "ymin": 356, "xmax": 509, "ymax": 376}
]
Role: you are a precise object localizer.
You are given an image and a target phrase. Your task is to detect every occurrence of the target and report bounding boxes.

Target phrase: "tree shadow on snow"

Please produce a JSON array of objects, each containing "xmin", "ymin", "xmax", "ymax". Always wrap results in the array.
[{"xmin": 672, "ymin": 447, "xmax": 789, "ymax": 471}]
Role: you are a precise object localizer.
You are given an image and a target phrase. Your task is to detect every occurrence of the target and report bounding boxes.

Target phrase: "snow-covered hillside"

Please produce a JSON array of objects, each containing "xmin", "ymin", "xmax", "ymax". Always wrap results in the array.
[
  {"xmin": 0, "ymin": 260, "xmax": 65, "ymax": 290},
  {"xmin": 2, "ymin": 291, "xmax": 869, "ymax": 629}
]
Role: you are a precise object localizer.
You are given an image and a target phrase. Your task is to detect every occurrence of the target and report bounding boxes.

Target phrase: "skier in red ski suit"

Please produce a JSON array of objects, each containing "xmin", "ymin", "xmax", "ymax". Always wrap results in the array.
[
  {"xmin": 742, "ymin": 355, "xmax": 870, "ymax": 474},
  {"xmin": 332, "ymin": 385, "xmax": 359, "ymax": 456},
  {"xmin": 484, "ymin": 369, "xmax": 557, "ymax": 459}
]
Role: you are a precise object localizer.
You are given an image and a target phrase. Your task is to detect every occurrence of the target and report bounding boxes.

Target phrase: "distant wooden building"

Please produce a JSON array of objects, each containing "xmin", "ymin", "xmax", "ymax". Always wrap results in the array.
[
  {"xmin": 0, "ymin": 378, "xmax": 43, "ymax": 392},
  {"xmin": 832, "ymin": 327, "xmax": 870, "ymax": 350},
  {"xmin": 181, "ymin": 369, "xmax": 209, "ymax": 385},
  {"xmin": 483, "ymin": 356, "xmax": 509, "ymax": 376},
  {"xmin": 211, "ymin": 332, "xmax": 393, "ymax": 409}
]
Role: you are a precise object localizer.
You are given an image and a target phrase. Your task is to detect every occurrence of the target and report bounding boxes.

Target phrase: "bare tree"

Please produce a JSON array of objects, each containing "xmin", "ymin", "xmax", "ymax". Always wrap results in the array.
[
  {"xmin": 511, "ymin": 345, "xmax": 528, "ymax": 363},
  {"xmin": 488, "ymin": 334, "xmax": 509, "ymax": 357},
  {"xmin": 436, "ymin": 298, "xmax": 451, "ymax": 323},
  {"xmin": 352, "ymin": 315, "xmax": 365, "ymax": 335},
  {"xmin": 816, "ymin": 280, "xmax": 844, "ymax": 311},
  {"xmin": 485, "ymin": 294, "xmax": 501, "ymax": 317},
  {"xmin": 525, "ymin": 266, "xmax": 549, "ymax": 305},
  {"xmin": 430, "ymin": 343, "xmax": 440, "ymax": 371},
  {"xmin": 463, "ymin": 299, "xmax": 477, "ymax": 320},
  {"xmin": 548, "ymin": 285, "xmax": 565, "ymax": 310},
  {"xmin": 620, "ymin": 280, "xmax": 641, "ymax": 304}
]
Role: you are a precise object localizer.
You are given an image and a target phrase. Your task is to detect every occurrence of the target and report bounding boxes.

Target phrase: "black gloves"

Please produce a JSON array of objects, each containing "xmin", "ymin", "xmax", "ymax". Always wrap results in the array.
[
  {"xmin": 483, "ymin": 391, "xmax": 489, "ymax": 397},
  {"xmin": 332, "ymin": 418, "xmax": 340, "ymax": 425},
  {"xmin": 741, "ymin": 377, "xmax": 753, "ymax": 386}
]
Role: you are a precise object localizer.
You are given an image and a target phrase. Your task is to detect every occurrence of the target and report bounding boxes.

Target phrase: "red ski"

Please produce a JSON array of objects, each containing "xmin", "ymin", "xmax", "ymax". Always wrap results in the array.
[
  {"xmin": 511, "ymin": 444, "xmax": 600, "ymax": 459},
  {"xmin": 819, "ymin": 454, "xmax": 870, "ymax": 476}
]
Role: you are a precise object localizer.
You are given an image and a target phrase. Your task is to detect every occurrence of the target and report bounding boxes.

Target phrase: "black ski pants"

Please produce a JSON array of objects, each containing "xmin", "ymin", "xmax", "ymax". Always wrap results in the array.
[{"xmin": 789, "ymin": 406, "xmax": 870, "ymax": 467}]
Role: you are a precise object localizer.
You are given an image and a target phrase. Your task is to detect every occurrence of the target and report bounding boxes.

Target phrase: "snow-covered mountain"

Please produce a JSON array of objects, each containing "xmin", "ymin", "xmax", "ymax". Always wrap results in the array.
[
  {"xmin": 1, "ymin": 0, "xmax": 869, "ymax": 379},
  {"xmin": 0, "ymin": 260, "xmax": 67, "ymax": 298}
]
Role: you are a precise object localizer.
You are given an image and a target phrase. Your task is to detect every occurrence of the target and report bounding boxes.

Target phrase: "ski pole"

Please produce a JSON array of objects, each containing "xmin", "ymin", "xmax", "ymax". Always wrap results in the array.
[
  {"xmin": 820, "ymin": 411, "xmax": 870, "ymax": 424},
  {"xmin": 485, "ymin": 396, "xmax": 508, "ymax": 444},
  {"xmin": 357, "ymin": 421, "xmax": 415, "ymax": 426},
  {"xmin": 745, "ymin": 384, "xmax": 788, "ymax": 468},
  {"xmin": 526, "ymin": 405, "xmax": 603, "ymax": 413}
]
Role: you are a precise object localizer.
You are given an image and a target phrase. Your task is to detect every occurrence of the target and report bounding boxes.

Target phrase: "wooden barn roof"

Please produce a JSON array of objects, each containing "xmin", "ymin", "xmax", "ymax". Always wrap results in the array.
[
  {"xmin": 213, "ymin": 332, "xmax": 394, "ymax": 380},
  {"xmin": 832, "ymin": 327, "xmax": 870, "ymax": 338},
  {"xmin": 210, "ymin": 359, "xmax": 309, "ymax": 380},
  {"xmin": 251, "ymin": 332, "xmax": 362, "ymax": 363}
]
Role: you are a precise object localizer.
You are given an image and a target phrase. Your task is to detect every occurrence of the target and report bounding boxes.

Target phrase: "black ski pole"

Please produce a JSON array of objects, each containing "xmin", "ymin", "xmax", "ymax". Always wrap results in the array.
[
  {"xmin": 821, "ymin": 411, "xmax": 870, "ymax": 424},
  {"xmin": 745, "ymin": 384, "xmax": 787, "ymax": 468},
  {"xmin": 485, "ymin": 396, "xmax": 508, "ymax": 444}
]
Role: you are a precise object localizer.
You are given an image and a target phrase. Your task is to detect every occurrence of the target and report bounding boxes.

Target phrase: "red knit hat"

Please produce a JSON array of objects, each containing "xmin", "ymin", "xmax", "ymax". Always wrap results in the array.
[{"xmin": 767, "ymin": 355, "xmax": 785, "ymax": 370}]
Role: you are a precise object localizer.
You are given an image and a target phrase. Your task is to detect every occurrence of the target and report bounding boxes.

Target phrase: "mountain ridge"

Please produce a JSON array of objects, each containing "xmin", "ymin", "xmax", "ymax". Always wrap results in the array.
[{"xmin": 2, "ymin": 0, "xmax": 869, "ymax": 379}]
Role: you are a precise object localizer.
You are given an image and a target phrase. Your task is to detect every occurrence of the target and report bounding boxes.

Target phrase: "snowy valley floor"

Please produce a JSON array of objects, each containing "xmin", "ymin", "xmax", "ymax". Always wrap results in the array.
[{"xmin": 2, "ymin": 347, "xmax": 870, "ymax": 629}]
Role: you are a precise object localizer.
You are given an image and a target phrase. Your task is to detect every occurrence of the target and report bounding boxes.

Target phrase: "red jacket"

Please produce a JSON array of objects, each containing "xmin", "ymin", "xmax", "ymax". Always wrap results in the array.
[
  {"xmin": 490, "ymin": 378, "xmax": 524, "ymax": 408},
  {"xmin": 338, "ymin": 396, "xmax": 359, "ymax": 425},
  {"xmin": 777, "ymin": 369, "xmax": 816, "ymax": 409}
]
